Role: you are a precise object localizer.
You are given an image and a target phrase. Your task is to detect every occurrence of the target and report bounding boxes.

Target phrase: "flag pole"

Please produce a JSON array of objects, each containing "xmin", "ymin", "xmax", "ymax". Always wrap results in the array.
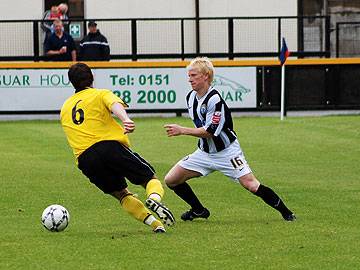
[
  {"xmin": 279, "ymin": 37, "xmax": 289, "ymax": 121},
  {"xmin": 280, "ymin": 64, "xmax": 285, "ymax": 121}
]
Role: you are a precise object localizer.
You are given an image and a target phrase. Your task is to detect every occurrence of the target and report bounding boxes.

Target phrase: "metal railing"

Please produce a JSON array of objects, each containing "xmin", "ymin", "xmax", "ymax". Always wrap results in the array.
[{"xmin": 0, "ymin": 16, "xmax": 330, "ymax": 61}]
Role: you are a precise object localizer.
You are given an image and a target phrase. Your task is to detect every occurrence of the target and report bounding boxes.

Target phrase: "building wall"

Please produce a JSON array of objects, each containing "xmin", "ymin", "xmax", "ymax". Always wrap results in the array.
[
  {"xmin": 85, "ymin": 0, "xmax": 195, "ymax": 18},
  {"xmin": 0, "ymin": 0, "xmax": 298, "ymax": 58},
  {"xmin": 85, "ymin": 0, "xmax": 297, "ymax": 18},
  {"xmin": 0, "ymin": 0, "xmax": 43, "ymax": 19},
  {"xmin": 0, "ymin": 0, "xmax": 297, "ymax": 19},
  {"xmin": 85, "ymin": 0, "xmax": 297, "ymax": 56},
  {"xmin": 199, "ymin": 0, "xmax": 297, "ymax": 17}
]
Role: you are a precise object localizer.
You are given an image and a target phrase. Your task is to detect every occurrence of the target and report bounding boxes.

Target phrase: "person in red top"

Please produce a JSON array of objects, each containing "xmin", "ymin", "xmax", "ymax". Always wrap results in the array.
[
  {"xmin": 49, "ymin": 6, "xmax": 61, "ymax": 19},
  {"xmin": 57, "ymin": 3, "xmax": 69, "ymax": 21},
  {"xmin": 41, "ymin": 3, "xmax": 69, "ymax": 46}
]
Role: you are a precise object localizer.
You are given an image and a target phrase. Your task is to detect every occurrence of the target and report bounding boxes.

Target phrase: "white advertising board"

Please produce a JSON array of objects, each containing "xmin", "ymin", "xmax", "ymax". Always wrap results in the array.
[{"xmin": 0, "ymin": 67, "xmax": 256, "ymax": 111}]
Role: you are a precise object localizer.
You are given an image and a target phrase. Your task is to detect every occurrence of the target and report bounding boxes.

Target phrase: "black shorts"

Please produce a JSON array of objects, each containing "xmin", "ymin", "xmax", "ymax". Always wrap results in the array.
[{"xmin": 78, "ymin": 140, "xmax": 155, "ymax": 194}]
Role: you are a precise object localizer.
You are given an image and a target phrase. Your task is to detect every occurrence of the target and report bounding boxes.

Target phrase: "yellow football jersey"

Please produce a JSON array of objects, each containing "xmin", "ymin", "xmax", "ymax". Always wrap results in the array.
[{"xmin": 60, "ymin": 88, "xmax": 130, "ymax": 160}]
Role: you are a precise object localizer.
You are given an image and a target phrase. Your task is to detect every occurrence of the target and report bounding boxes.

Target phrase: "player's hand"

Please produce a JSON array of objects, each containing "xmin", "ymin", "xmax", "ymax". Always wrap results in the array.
[
  {"xmin": 164, "ymin": 124, "xmax": 182, "ymax": 137},
  {"xmin": 123, "ymin": 120, "xmax": 135, "ymax": 134}
]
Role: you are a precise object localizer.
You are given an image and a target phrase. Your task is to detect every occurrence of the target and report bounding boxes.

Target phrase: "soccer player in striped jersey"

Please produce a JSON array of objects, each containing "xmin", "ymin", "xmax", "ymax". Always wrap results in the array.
[
  {"xmin": 60, "ymin": 63, "xmax": 175, "ymax": 233},
  {"xmin": 164, "ymin": 57, "xmax": 296, "ymax": 222}
]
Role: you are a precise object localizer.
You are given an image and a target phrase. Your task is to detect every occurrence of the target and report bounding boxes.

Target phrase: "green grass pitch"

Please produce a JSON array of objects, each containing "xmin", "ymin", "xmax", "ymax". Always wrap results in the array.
[{"xmin": 0, "ymin": 115, "xmax": 359, "ymax": 269}]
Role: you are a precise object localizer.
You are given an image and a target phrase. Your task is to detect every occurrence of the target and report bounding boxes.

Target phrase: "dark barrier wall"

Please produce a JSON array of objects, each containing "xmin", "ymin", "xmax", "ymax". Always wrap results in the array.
[
  {"xmin": 336, "ymin": 65, "xmax": 360, "ymax": 106},
  {"xmin": 257, "ymin": 64, "xmax": 360, "ymax": 110}
]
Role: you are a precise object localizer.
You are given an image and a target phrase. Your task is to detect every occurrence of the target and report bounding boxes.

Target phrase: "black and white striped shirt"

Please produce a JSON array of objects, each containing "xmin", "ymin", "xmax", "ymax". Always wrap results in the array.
[{"xmin": 186, "ymin": 87, "xmax": 237, "ymax": 153}]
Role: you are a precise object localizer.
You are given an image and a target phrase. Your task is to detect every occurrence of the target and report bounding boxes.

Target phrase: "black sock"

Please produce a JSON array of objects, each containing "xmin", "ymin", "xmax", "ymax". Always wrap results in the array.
[
  {"xmin": 255, "ymin": 184, "xmax": 293, "ymax": 217},
  {"xmin": 168, "ymin": 182, "xmax": 205, "ymax": 212}
]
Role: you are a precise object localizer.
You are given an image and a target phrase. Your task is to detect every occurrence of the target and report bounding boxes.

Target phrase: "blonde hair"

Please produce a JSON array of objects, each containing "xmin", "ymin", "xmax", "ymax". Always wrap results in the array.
[
  {"xmin": 58, "ymin": 3, "xmax": 68, "ymax": 14},
  {"xmin": 187, "ymin": 57, "xmax": 214, "ymax": 83}
]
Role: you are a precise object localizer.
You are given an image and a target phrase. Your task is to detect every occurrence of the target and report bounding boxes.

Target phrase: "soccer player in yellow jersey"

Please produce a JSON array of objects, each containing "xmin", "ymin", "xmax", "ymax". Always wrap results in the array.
[{"xmin": 60, "ymin": 63, "xmax": 175, "ymax": 233}]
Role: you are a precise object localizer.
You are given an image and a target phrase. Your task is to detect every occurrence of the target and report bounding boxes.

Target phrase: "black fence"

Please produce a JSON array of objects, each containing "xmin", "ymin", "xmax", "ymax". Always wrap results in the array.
[
  {"xmin": 0, "ymin": 16, "xmax": 331, "ymax": 61},
  {"xmin": 257, "ymin": 64, "xmax": 360, "ymax": 111},
  {"xmin": 336, "ymin": 22, "xmax": 360, "ymax": 57}
]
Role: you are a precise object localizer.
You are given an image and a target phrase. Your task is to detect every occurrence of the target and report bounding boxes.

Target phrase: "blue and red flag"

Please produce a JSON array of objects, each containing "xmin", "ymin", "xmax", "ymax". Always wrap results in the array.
[{"xmin": 279, "ymin": 38, "xmax": 290, "ymax": 65}]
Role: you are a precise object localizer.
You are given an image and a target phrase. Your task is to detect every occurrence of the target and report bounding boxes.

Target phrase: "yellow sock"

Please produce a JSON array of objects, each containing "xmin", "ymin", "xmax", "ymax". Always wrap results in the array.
[
  {"xmin": 143, "ymin": 214, "xmax": 164, "ymax": 230},
  {"xmin": 150, "ymin": 219, "xmax": 163, "ymax": 231},
  {"xmin": 120, "ymin": 194, "xmax": 152, "ymax": 223},
  {"xmin": 146, "ymin": 178, "xmax": 164, "ymax": 202}
]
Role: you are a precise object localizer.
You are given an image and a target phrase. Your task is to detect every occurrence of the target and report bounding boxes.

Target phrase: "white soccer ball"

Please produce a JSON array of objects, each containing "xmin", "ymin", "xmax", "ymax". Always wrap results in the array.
[{"xmin": 41, "ymin": 204, "xmax": 70, "ymax": 232}]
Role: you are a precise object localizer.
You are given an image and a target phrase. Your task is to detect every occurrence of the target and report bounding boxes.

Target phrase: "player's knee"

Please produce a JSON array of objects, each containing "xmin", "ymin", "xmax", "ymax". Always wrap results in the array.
[
  {"xmin": 164, "ymin": 172, "xmax": 182, "ymax": 188},
  {"xmin": 164, "ymin": 173, "xmax": 175, "ymax": 188},
  {"xmin": 239, "ymin": 174, "xmax": 260, "ymax": 193},
  {"xmin": 111, "ymin": 188, "xmax": 132, "ymax": 202},
  {"xmin": 140, "ymin": 176, "xmax": 152, "ymax": 188}
]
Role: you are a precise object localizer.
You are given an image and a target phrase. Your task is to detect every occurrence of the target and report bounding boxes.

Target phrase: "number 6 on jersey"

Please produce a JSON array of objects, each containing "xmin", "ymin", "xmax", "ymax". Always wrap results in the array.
[{"xmin": 72, "ymin": 100, "xmax": 84, "ymax": 125}]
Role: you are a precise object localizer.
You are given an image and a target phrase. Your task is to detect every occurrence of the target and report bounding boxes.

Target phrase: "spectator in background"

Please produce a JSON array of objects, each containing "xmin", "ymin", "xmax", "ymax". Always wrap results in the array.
[
  {"xmin": 49, "ymin": 5, "xmax": 61, "ymax": 20},
  {"xmin": 44, "ymin": 19, "xmax": 76, "ymax": 61},
  {"xmin": 79, "ymin": 21, "xmax": 110, "ymax": 61},
  {"xmin": 57, "ymin": 3, "xmax": 69, "ymax": 20},
  {"xmin": 41, "ymin": 3, "xmax": 69, "ymax": 41},
  {"xmin": 41, "ymin": 5, "xmax": 59, "ymax": 40}
]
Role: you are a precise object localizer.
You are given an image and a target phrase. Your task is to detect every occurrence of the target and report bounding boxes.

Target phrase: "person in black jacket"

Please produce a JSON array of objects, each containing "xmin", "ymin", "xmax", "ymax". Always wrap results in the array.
[
  {"xmin": 44, "ymin": 19, "xmax": 76, "ymax": 61},
  {"xmin": 79, "ymin": 21, "xmax": 110, "ymax": 61}
]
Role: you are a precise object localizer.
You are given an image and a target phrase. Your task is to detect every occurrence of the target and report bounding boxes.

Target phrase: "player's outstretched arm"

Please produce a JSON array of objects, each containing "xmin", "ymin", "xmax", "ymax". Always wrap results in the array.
[
  {"xmin": 164, "ymin": 124, "xmax": 212, "ymax": 138},
  {"xmin": 111, "ymin": 102, "xmax": 135, "ymax": 134}
]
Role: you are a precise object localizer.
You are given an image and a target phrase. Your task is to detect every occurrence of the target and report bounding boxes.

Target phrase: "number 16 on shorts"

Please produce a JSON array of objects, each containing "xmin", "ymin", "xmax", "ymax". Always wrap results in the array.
[{"xmin": 230, "ymin": 156, "xmax": 244, "ymax": 169}]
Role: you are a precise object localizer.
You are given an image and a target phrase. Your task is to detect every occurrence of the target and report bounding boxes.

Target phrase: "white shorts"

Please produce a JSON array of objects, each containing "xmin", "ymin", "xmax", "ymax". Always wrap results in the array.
[{"xmin": 178, "ymin": 140, "xmax": 252, "ymax": 182}]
